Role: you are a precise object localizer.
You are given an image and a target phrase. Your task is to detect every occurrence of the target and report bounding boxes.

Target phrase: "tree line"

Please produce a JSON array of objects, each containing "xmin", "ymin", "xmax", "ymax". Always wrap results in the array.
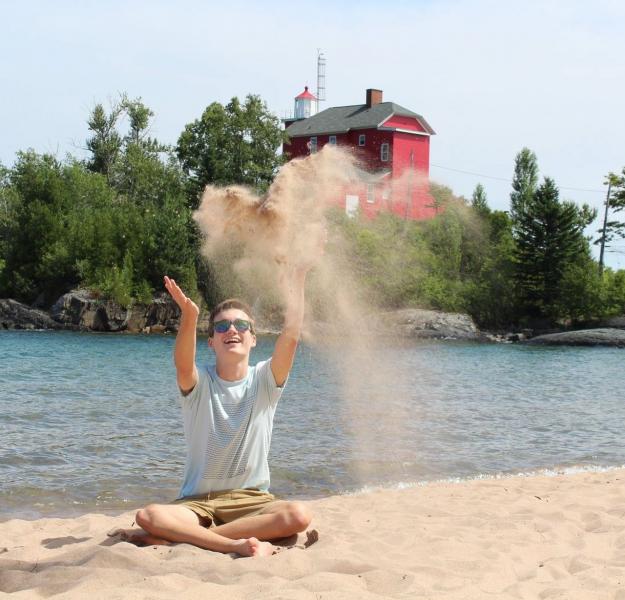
[
  {"xmin": 0, "ymin": 93, "xmax": 624, "ymax": 329},
  {"xmin": 0, "ymin": 94, "xmax": 283, "ymax": 309},
  {"xmin": 336, "ymin": 148, "xmax": 625, "ymax": 328}
]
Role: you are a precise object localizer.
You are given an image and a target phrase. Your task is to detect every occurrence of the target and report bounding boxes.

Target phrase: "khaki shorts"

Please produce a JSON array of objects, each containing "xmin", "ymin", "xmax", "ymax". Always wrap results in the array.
[{"xmin": 172, "ymin": 488, "xmax": 277, "ymax": 527}]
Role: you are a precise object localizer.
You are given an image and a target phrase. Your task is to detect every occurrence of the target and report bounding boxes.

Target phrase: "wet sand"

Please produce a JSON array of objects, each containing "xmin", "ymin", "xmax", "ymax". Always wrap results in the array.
[{"xmin": 1, "ymin": 468, "xmax": 624, "ymax": 599}]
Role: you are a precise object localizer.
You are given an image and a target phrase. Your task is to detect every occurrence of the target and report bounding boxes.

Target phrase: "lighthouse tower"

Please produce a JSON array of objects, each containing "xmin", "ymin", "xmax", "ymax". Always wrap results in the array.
[{"xmin": 294, "ymin": 86, "xmax": 318, "ymax": 120}]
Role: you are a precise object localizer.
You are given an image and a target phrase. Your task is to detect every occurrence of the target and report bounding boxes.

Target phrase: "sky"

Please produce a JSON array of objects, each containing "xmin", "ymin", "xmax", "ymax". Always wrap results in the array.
[{"xmin": 2, "ymin": 0, "xmax": 624, "ymax": 267}]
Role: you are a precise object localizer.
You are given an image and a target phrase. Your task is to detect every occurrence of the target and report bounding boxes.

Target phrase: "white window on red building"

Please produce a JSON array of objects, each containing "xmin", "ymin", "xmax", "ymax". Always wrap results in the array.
[
  {"xmin": 366, "ymin": 185, "xmax": 375, "ymax": 204},
  {"xmin": 358, "ymin": 134, "xmax": 366, "ymax": 146},
  {"xmin": 309, "ymin": 136, "xmax": 317, "ymax": 153},
  {"xmin": 345, "ymin": 195, "xmax": 359, "ymax": 217},
  {"xmin": 329, "ymin": 135, "xmax": 337, "ymax": 145},
  {"xmin": 380, "ymin": 142, "xmax": 390, "ymax": 162}
]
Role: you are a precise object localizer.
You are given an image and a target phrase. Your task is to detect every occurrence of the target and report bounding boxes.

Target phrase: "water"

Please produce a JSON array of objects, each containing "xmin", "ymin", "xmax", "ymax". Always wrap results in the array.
[{"xmin": 1, "ymin": 330, "xmax": 623, "ymax": 520}]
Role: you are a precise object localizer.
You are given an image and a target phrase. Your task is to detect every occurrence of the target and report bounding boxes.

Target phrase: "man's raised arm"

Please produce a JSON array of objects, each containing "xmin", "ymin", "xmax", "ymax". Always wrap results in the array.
[
  {"xmin": 271, "ymin": 267, "xmax": 308, "ymax": 387},
  {"xmin": 164, "ymin": 276, "xmax": 199, "ymax": 394},
  {"xmin": 271, "ymin": 227, "xmax": 326, "ymax": 387}
]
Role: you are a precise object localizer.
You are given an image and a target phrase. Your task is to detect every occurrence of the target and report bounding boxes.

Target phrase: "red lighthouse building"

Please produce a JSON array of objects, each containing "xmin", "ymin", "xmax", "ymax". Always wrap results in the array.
[{"xmin": 283, "ymin": 88, "xmax": 437, "ymax": 220}]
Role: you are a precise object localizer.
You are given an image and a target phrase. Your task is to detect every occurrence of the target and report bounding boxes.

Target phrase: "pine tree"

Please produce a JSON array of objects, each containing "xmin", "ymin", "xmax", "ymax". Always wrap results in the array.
[
  {"xmin": 471, "ymin": 183, "xmax": 490, "ymax": 217},
  {"xmin": 513, "ymin": 177, "xmax": 590, "ymax": 320},
  {"xmin": 595, "ymin": 170, "xmax": 625, "ymax": 269},
  {"xmin": 510, "ymin": 148, "xmax": 539, "ymax": 224}
]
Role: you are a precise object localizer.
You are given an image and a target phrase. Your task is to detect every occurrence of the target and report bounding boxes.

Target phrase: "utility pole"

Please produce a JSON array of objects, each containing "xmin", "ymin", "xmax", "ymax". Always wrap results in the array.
[{"xmin": 598, "ymin": 179, "xmax": 613, "ymax": 275}]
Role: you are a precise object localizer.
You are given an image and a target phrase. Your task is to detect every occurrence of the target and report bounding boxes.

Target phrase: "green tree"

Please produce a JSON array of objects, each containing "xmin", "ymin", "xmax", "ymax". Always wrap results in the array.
[
  {"xmin": 86, "ymin": 101, "xmax": 124, "ymax": 182},
  {"xmin": 326, "ymin": 209, "xmax": 428, "ymax": 308},
  {"xmin": 471, "ymin": 183, "xmax": 490, "ymax": 217},
  {"xmin": 556, "ymin": 254, "xmax": 604, "ymax": 322},
  {"xmin": 510, "ymin": 147, "xmax": 539, "ymax": 224},
  {"xmin": 177, "ymin": 94, "xmax": 285, "ymax": 204},
  {"xmin": 513, "ymin": 177, "xmax": 592, "ymax": 321},
  {"xmin": 419, "ymin": 199, "xmax": 492, "ymax": 313},
  {"xmin": 595, "ymin": 171, "xmax": 625, "ymax": 271},
  {"xmin": 464, "ymin": 210, "xmax": 516, "ymax": 328},
  {"xmin": 1, "ymin": 95, "xmax": 199, "ymax": 307},
  {"xmin": 427, "ymin": 182, "xmax": 455, "ymax": 214},
  {"xmin": 124, "ymin": 98, "xmax": 154, "ymax": 146},
  {"xmin": 602, "ymin": 268, "xmax": 625, "ymax": 316},
  {"xmin": 0, "ymin": 152, "xmax": 92, "ymax": 303},
  {"xmin": 610, "ymin": 168, "xmax": 625, "ymax": 220},
  {"xmin": 84, "ymin": 95, "xmax": 199, "ymax": 299},
  {"xmin": 0, "ymin": 163, "xmax": 16, "ymax": 275}
]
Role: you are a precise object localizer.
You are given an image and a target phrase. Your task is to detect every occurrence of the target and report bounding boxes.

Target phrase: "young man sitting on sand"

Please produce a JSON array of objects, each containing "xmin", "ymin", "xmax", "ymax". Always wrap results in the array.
[{"xmin": 119, "ymin": 264, "xmax": 316, "ymax": 557}]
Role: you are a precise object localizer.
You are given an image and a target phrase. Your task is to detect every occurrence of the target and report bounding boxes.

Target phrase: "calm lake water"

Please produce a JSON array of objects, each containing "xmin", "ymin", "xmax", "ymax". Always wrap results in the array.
[{"xmin": 1, "ymin": 330, "xmax": 624, "ymax": 520}]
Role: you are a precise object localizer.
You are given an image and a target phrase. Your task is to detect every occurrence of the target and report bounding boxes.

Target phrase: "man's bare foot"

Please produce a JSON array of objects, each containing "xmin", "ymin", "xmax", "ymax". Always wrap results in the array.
[
  {"xmin": 107, "ymin": 528, "xmax": 171, "ymax": 547},
  {"xmin": 234, "ymin": 537, "xmax": 274, "ymax": 557}
]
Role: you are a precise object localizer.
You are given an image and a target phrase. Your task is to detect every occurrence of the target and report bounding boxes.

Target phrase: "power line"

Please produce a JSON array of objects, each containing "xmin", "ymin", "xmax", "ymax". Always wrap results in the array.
[{"xmin": 430, "ymin": 163, "xmax": 606, "ymax": 194}]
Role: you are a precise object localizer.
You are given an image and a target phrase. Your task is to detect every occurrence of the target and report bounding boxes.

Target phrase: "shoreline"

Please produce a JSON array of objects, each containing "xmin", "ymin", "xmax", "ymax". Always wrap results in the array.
[
  {"xmin": 0, "ymin": 464, "xmax": 625, "ymax": 525},
  {"xmin": 5, "ymin": 462, "xmax": 625, "ymax": 524},
  {"xmin": 4, "ymin": 295, "xmax": 625, "ymax": 346},
  {"xmin": 2, "ymin": 468, "xmax": 624, "ymax": 599}
]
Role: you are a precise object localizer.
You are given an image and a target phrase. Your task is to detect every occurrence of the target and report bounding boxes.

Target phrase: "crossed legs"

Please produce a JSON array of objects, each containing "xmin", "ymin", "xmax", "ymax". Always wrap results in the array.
[{"xmin": 121, "ymin": 500, "xmax": 312, "ymax": 557}]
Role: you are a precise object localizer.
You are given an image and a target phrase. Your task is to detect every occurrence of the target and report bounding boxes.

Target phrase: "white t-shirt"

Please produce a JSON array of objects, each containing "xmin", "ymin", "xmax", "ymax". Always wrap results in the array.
[{"xmin": 177, "ymin": 359, "xmax": 285, "ymax": 498}]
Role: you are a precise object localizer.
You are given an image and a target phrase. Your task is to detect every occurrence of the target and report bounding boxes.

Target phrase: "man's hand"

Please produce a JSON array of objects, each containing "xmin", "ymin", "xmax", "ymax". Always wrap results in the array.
[
  {"xmin": 292, "ymin": 223, "xmax": 327, "ymax": 275},
  {"xmin": 164, "ymin": 276, "xmax": 199, "ymax": 319},
  {"xmin": 164, "ymin": 276, "xmax": 199, "ymax": 393}
]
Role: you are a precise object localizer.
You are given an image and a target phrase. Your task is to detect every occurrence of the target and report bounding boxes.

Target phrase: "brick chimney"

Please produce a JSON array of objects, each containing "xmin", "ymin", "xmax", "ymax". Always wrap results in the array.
[{"xmin": 366, "ymin": 88, "xmax": 383, "ymax": 108}]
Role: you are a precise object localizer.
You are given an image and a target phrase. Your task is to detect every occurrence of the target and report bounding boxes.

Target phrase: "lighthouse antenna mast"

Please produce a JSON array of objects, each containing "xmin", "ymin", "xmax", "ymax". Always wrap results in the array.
[{"xmin": 316, "ymin": 49, "xmax": 326, "ymax": 104}]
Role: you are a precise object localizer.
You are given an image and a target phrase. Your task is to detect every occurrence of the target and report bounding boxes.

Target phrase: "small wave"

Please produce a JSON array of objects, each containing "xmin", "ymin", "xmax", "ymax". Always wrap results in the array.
[{"xmin": 338, "ymin": 463, "xmax": 625, "ymax": 497}]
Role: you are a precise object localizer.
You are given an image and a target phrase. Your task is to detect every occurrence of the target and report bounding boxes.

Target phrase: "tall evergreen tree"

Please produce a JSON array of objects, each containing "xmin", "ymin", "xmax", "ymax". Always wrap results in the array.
[
  {"xmin": 595, "ymin": 170, "xmax": 625, "ymax": 267},
  {"xmin": 85, "ymin": 101, "xmax": 124, "ymax": 182},
  {"xmin": 513, "ymin": 177, "xmax": 590, "ymax": 320},
  {"xmin": 610, "ymin": 168, "xmax": 625, "ymax": 214},
  {"xmin": 471, "ymin": 183, "xmax": 490, "ymax": 217},
  {"xmin": 510, "ymin": 148, "xmax": 539, "ymax": 224}
]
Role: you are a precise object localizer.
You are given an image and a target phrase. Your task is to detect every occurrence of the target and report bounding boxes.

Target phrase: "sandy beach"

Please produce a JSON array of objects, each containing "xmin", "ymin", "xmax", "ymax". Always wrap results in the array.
[{"xmin": 1, "ymin": 468, "xmax": 624, "ymax": 599}]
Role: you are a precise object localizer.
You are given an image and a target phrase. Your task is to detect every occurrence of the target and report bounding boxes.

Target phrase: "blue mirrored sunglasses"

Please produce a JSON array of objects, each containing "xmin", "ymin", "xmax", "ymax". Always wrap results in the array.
[{"xmin": 213, "ymin": 318, "xmax": 252, "ymax": 334}]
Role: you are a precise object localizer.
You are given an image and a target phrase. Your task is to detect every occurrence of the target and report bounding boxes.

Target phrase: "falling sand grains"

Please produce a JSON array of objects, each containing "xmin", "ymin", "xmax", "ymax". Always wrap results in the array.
[{"xmin": 193, "ymin": 145, "xmax": 421, "ymax": 485}]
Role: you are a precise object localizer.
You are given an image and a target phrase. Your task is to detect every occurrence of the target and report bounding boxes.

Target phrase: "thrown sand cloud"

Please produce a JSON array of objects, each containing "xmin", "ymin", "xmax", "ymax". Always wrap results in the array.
[
  {"xmin": 193, "ymin": 145, "xmax": 418, "ymax": 486},
  {"xmin": 193, "ymin": 145, "xmax": 358, "ymax": 301}
]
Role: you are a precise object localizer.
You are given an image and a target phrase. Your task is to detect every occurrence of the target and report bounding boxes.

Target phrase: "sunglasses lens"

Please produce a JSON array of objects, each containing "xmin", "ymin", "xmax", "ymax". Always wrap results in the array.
[
  {"xmin": 214, "ymin": 320, "xmax": 230, "ymax": 334},
  {"xmin": 213, "ymin": 319, "xmax": 251, "ymax": 334},
  {"xmin": 234, "ymin": 319, "xmax": 250, "ymax": 332}
]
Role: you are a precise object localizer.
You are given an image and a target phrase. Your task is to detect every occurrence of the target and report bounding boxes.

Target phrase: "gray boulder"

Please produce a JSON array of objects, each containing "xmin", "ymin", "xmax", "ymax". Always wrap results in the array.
[
  {"xmin": 51, "ymin": 289, "xmax": 129, "ymax": 331},
  {"xmin": 380, "ymin": 308, "xmax": 479, "ymax": 340},
  {"xmin": 598, "ymin": 316, "xmax": 625, "ymax": 330},
  {"xmin": 126, "ymin": 294, "xmax": 184, "ymax": 333},
  {"xmin": 526, "ymin": 328, "xmax": 625, "ymax": 347},
  {"xmin": 51, "ymin": 290, "xmax": 184, "ymax": 333},
  {"xmin": 0, "ymin": 299, "xmax": 63, "ymax": 330}
]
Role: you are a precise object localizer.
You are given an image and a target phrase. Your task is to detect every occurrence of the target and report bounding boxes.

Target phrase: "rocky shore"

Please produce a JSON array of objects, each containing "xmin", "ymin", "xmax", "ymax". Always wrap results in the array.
[
  {"xmin": 0, "ymin": 292, "xmax": 484, "ymax": 340},
  {"xmin": 1, "ymin": 291, "xmax": 624, "ymax": 346},
  {"xmin": 379, "ymin": 308, "xmax": 481, "ymax": 340},
  {"xmin": 525, "ymin": 328, "xmax": 625, "ymax": 347},
  {"xmin": 0, "ymin": 290, "xmax": 210, "ymax": 334}
]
